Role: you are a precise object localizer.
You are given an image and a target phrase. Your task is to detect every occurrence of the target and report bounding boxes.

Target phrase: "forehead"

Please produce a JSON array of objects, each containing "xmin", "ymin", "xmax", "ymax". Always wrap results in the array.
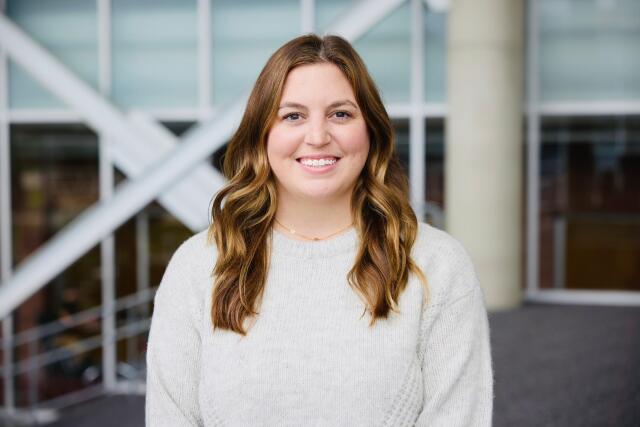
[{"xmin": 280, "ymin": 62, "xmax": 356, "ymax": 103}]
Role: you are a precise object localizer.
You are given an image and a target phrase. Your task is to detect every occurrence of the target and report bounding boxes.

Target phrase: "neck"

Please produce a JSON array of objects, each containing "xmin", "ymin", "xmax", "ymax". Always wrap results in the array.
[{"xmin": 274, "ymin": 193, "xmax": 353, "ymax": 241}]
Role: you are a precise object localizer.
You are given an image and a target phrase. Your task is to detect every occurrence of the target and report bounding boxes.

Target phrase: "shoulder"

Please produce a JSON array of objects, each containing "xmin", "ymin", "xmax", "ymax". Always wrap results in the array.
[
  {"xmin": 155, "ymin": 228, "xmax": 218, "ymax": 302},
  {"xmin": 411, "ymin": 222, "xmax": 482, "ymax": 309},
  {"xmin": 169, "ymin": 228, "xmax": 218, "ymax": 276}
]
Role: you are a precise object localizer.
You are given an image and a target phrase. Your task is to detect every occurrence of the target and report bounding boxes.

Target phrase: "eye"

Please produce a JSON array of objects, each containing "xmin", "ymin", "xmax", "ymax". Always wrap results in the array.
[
  {"xmin": 283, "ymin": 112, "xmax": 302, "ymax": 122},
  {"xmin": 333, "ymin": 111, "xmax": 352, "ymax": 120}
]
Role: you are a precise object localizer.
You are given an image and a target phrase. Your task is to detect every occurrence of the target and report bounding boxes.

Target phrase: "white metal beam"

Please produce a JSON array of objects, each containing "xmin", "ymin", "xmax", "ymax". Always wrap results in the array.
[
  {"xmin": 410, "ymin": 0, "xmax": 426, "ymax": 220},
  {"xmin": 126, "ymin": 110, "xmax": 222, "ymax": 225},
  {"xmin": 0, "ymin": 97, "xmax": 246, "ymax": 319},
  {"xmin": 526, "ymin": 289, "xmax": 640, "ymax": 307},
  {"xmin": 99, "ymin": 133, "xmax": 117, "ymax": 392},
  {"xmin": 197, "ymin": 0, "xmax": 212, "ymax": 119},
  {"xmin": 385, "ymin": 102, "xmax": 447, "ymax": 118},
  {"xmin": 0, "ymin": 0, "xmax": 16, "ymax": 413},
  {"xmin": 324, "ymin": 0, "xmax": 406, "ymax": 39},
  {"xmin": 422, "ymin": 0, "xmax": 449, "ymax": 13},
  {"xmin": 0, "ymin": 13, "xmax": 223, "ymax": 231},
  {"xmin": 300, "ymin": 0, "xmax": 315, "ymax": 34},
  {"xmin": 526, "ymin": 0, "xmax": 540, "ymax": 295},
  {"xmin": 97, "ymin": 0, "xmax": 111, "ymax": 96},
  {"xmin": 0, "ymin": 0, "xmax": 409, "ymax": 319},
  {"xmin": 97, "ymin": 0, "xmax": 117, "ymax": 394},
  {"xmin": 537, "ymin": 100, "xmax": 640, "ymax": 116},
  {"xmin": 7, "ymin": 108, "xmax": 202, "ymax": 124}
]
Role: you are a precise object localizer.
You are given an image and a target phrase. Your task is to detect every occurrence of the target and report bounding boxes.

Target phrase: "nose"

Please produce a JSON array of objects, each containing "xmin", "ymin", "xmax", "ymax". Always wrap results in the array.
[{"xmin": 304, "ymin": 118, "xmax": 331, "ymax": 146}]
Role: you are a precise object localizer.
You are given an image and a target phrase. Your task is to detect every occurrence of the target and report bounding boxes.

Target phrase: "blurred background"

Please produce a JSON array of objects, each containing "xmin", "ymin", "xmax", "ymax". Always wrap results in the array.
[{"xmin": 0, "ymin": 0, "xmax": 638, "ymax": 426}]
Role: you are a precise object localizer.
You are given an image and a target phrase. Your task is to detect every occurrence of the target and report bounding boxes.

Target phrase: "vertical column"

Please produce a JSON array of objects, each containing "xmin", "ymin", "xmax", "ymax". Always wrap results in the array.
[
  {"xmin": 0, "ymin": 0, "xmax": 16, "ymax": 413},
  {"xmin": 198, "ymin": 0, "xmax": 212, "ymax": 121},
  {"xmin": 98, "ymin": 0, "xmax": 117, "ymax": 391},
  {"xmin": 300, "ymin": 0, "xmax": 315, "ymax": 34},
  {"xmin": 131, "ymin": 209, "xmax": 149, "ymax": 369},
  {"xmin": 135, "ymin": 211, "xmax": 150, "ymax": 320},
  {"xmin": 410, "ymin": 0, "xmax": 426, "ymax": 221},
  {"xmin": 98, "ymin": 0, "xmax": 111, "ymax": 97},
  {"xmin": 99, "ymin": 135, "xmax": 117, "ymax": 391},
  {"xmin": 446, "ymin": 0, "xmax": 524, "ymax": 309},
  {"xmin": 525, "ymin": 0, "xmax": 540, "ymax": 297}
]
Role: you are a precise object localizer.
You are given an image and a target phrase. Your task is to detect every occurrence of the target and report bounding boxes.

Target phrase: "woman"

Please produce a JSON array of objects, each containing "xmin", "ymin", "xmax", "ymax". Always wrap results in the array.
[{"xmin": 146, "ymin": 34, "xmax": 493, "ymax": 426}]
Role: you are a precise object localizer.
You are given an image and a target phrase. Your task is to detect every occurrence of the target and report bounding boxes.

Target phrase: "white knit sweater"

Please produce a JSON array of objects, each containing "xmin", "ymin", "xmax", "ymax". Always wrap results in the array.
[{"xmin": 145, "ymin": 222, "xmax": 493, "ymax": 426}]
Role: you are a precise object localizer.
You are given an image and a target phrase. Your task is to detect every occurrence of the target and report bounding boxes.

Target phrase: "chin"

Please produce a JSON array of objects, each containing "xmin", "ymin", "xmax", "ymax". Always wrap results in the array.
[
  {"xmin": 295, "ymin": 187, "xmax": 343, "ymax": 201},
  {"xmin": 298, "ymin": 192, "xmax": 337, "ymax": 200}
]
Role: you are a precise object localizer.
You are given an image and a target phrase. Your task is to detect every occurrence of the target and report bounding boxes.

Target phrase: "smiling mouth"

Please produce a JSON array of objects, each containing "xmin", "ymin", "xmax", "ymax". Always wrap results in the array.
[
  {"xmin": 295, "ymin": 158, "xmax": 341, "ymax": 171},
  {"xmin": 296, "ymin": 157, "xmax": 340, "ymax": 166}
]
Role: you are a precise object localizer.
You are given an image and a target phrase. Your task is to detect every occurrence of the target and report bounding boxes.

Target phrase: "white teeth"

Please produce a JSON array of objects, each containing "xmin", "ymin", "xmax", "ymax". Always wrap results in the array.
[{"xmin": 300, "ymin": 158, "xmax": 337, "ymax": 167}]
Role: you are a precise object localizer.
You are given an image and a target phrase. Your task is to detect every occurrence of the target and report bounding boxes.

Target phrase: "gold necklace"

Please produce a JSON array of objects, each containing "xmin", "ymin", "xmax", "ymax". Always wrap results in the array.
[{"xmin": 273, "ymin": 217, "xmax": 353, "ymax": 241}]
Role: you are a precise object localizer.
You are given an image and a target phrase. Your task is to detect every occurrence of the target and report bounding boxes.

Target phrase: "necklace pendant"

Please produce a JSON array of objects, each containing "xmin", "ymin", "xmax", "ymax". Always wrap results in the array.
[{"xmin": 274, "ymin": 217, "xmax": 352, "ymax": 242}]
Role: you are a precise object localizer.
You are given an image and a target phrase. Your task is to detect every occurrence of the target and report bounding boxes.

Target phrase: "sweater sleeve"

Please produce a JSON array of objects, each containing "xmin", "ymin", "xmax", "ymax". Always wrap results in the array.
[
  {"xmin": 414, "ymin": 264, "xmax": 494, "ymax": 425},
  {"xmin": 145, "ymin": 240, "xmax": 204, "ymax": 427}
]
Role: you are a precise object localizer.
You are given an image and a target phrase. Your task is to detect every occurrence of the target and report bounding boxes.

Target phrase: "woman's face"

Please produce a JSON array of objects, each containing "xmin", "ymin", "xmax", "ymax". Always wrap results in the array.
[{"xmin": 266, "ymin": 62, "xmax": 370, "ymax": 204}]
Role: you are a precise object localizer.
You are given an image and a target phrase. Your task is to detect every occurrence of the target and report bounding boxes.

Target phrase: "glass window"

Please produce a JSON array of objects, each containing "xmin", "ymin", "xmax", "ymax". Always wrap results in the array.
[
  {"xmin": 112, "ymin": 196, "xmax": 191, "ymax": 374},
  {"xmin": 424, "ymin": 6, "xmax": 447, "ymax": 103},
  {"xmin": 317, "ymin": 2, "xmax": 446, "ymax": 104},
  {"xmin": 211, "ymin": 0, "xmax": 300, "ymax": 106},
  {"xmin": 425, "ymin": 119, "xmax": 445, "ymax": 227},
  {"xmin": 539, "ymin": 115, "xmax": 640, "ymax": 291},
  {"xmin": 10, "ymin": 124, "xmax": 101, "ymax": 404},
  {"xmin": 112, "ymin": 0, "xmax": 198, "ymax": 109},
  {"xmin": 316, "ymin": 1, "xmax": 411, "ymax": 104},
  {"xmin": 353, "ymin": 2, "xmax": 411, "ymax": 104},
  {"xmin": 113, "ymin": 122, "xmax": 192, "ymax": 373},
  {"xmin": 7, "ymin": 0, "xmax": 98, "ymax": 109},
  {"xmin": 315, "ymin": 0, "xmax": 358, "ymax": 32},
  {"xmin": 393, "ymin": 119, "xmax": 410, "ymax": 174},
  {"xmin": 538, "ymin": 0, "xmax": 640, "ymax": 101},
  {"xmin": 392, "ymin": 119, "xmax": 445, "ymax": 226}
]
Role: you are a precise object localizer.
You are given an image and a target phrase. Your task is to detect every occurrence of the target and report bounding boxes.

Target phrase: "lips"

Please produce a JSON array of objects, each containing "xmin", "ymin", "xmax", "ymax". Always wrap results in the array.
[
  {"xmin": 295, "ymin": 155, "xmax": 341, "ymax": 161},
  {"xmin": 296, "ymin": 157, "xmax": 340, "ymax": 165}
]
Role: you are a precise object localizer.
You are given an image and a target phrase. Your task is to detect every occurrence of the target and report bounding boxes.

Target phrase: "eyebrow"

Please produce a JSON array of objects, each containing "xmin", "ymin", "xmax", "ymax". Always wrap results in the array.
[{"xmin": 277, "ymin": 100, "xmax": 359, "ymax": 111}]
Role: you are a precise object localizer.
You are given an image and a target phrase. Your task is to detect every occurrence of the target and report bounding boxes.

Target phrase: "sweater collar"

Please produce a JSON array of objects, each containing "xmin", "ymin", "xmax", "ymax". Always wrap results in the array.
[{"xmin": 270, "ymin": 226, "xmax": 358, "ymax": 259}]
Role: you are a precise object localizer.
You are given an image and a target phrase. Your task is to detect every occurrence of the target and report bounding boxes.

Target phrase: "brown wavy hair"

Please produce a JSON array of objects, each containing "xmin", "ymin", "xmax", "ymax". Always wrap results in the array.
[{"xmin": 208, "ymin": 34, "xmax": 428, "ymax": 335}]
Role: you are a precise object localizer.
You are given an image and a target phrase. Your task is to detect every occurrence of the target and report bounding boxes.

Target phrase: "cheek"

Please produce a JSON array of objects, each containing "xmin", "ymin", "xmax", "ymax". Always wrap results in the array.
[
  {"xmin": 266, "ymin": 125, "xmax": 299, "ymax": 160},
  {"xmin": 340, "ymin": 125, "xmax": 370, "ymax": 161}
]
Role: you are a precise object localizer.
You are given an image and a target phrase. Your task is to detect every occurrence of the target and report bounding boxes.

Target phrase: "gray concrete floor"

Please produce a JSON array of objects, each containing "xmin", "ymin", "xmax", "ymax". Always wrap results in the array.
[
  {"xmin": 13, "ymin": 303, "xmax": 640, "ymax": 427},
  {"xmin": 491, "ymin": 303, "xmax": 640, "ymax": 427}
]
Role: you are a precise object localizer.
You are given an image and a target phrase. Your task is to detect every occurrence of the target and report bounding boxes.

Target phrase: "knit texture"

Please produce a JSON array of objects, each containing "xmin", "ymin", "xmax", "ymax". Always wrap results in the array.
[{"xmin": 145, "ymin": 222, "xmax": 494, "ymax": 426}]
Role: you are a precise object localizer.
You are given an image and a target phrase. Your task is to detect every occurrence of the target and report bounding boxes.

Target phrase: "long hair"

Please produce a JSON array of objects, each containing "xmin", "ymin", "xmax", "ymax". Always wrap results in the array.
[{"xmin": 208, "ymin": 34, "xmax": 429, "ymax": 335}]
